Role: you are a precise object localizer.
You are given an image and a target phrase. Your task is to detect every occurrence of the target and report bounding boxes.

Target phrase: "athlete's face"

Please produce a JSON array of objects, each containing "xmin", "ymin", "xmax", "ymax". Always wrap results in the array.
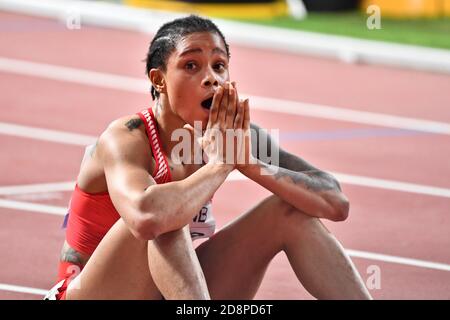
[{"xmin": 162, "ymin": 32, "xmax": 230, "ymax": 127}]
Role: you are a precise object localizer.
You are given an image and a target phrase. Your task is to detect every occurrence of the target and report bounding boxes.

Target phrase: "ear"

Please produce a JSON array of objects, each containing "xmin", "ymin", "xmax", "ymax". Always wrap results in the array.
[{"xmin": 149, "ymin": 68, "xmax": 166, "ymax": 94}]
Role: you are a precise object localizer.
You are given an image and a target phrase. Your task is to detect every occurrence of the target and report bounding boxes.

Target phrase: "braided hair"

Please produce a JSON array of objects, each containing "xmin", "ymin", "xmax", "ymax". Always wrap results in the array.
[{"xmin": 145, "ymin": 15, "xmax": 230, "ymax": 100}]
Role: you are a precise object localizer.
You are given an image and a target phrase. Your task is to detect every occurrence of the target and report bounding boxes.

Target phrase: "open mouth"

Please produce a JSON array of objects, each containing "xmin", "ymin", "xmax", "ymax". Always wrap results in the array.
[{"xmin": 201, "ymin": 96, "xmax": 213, "ymax": 110}]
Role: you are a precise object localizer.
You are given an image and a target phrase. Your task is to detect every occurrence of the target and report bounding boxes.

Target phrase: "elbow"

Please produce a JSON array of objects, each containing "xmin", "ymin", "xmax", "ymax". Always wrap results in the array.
[
  {"xmin": 326, "ymin": 194, "xmax": 350, "ymax": 222},
  {"xmin": 319, "ymin": 174, "xmax": 349, "ymax": 221},
  {"xmin": 131, "ymin": 191, "xmax": 163, "ymax": 240},
  {"xmin": 133, "ymin": 214, "xmax": 161, "ymax": 240},
  {"xmin": 332, "ymin": 199, "xmax": 350, "ymax": 221}
]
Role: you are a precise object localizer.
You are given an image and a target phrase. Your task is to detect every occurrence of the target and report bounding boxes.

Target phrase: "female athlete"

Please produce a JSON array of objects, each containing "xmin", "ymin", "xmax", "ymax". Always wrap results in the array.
[{"xmin": 44, "ymin": 15, "xmax": 371, "ymax": 300}]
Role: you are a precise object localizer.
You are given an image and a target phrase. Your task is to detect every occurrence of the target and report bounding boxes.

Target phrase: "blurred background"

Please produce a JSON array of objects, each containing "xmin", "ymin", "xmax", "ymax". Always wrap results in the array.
[{"xmin": 120, "ymin": 0, "xmax": 450, "ymax": 49}]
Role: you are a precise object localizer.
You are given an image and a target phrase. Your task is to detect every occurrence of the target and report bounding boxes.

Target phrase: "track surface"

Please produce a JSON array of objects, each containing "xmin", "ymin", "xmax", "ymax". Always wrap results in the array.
[{"xmin": 1, "ymin": 11, "xmax": 449, "ymax": 299}]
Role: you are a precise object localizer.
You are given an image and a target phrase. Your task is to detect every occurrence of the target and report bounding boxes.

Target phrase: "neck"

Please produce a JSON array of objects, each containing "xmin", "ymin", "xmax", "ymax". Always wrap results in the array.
[{"xmin": 151, "ymin": 97, "xmax": 186, "ymax": 159}]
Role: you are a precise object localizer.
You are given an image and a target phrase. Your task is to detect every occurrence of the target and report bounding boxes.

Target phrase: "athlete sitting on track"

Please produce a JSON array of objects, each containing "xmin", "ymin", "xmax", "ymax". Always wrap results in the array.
[{"xmin": 44, "ymin": 15, "xmax": 372, "ymax": 300}]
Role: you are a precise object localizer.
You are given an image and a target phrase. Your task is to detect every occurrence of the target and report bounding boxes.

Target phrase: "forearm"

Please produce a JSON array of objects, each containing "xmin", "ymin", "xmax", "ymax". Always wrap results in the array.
[
  {"xmin": 240, "ymin": 159, "xmax": 349, "ymax": 221},
  {"xmin": 140, "ymin": 163, "xmax": 233, "ymax": 237}
]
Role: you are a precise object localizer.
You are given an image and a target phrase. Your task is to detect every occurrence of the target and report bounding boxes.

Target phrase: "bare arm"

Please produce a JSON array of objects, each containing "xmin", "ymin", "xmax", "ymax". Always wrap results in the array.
[
  {"xmin": 98, "ymin": 83, "xmax": 242, "ymax": 239},
  {"xmin": 97, "ymin": 120, "xmax": 232, "ymax": 241},
  {"xmin": 238, "ymin": 123, "xmax": 349, "ymax": 221}
]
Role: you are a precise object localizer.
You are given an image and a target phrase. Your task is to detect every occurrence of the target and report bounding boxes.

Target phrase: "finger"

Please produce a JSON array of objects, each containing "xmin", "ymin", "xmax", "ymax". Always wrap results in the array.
[
  {"xmin": 232, "ymin": 82, "xmax": 239, "ymax": 112},
  {"xmin": 231, "ymin": 82, "xmax": 238, "ymax": 108},
  {"xmin": 231, "ymin": 81, "xmax": 239, "ymax": 98},
  {"xmin": 233, "ymin": 99, "xmax": 245, "ymax": 129},
  {"xmin": 208, "ymin": 86, "xmax": 223, "ymax": 125},
  {"xmin": 226, "ymin": 85, "xmax": 237, "ymax": 129},
  {"xmin": 243, "ymin": 98, "xmax": 250, "ymax": 131},
  {"xmin": 217, "ymin": 82, "xmax": 229, "ymax": 124}
]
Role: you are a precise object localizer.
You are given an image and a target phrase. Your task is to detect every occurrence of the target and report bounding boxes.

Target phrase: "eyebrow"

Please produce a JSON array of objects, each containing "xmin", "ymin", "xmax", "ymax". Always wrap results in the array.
[{"xmin": 179, "ymin": 47, "xmax": 227, "ymax": 57}]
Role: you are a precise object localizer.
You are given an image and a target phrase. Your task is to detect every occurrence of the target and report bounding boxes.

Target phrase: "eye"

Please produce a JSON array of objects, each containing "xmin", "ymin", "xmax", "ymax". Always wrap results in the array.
[
  {"xmin": 213, "ymin": 62, "xmax": 226, "ymax": 72},
  {"xmin": 185, "ymin": 61, "xmax": 197, "ymax": 70}
]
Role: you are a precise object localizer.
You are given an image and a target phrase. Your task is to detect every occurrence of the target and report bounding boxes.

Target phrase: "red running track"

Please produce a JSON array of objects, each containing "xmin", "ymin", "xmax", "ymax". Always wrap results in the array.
[{"xmin": 0, "ymin": 11, "xmax": 449, "ymax": 299}]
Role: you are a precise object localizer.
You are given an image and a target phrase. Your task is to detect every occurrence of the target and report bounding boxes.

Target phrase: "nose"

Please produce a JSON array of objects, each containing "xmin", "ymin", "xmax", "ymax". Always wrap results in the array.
[{"xmin": 202, "ymin": 68, "xmax": 219, "ymax": 88}]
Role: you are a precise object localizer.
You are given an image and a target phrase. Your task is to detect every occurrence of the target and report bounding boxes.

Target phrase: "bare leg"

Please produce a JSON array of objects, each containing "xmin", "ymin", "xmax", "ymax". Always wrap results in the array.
[
  {"xmin": 66, "ymin": 219, "xmax": 208, "ymax": 299},
  {"xmin": 147, "ymin": 225, "xmax": 210, "ymax": 299},
  {"xmin": 196, "ymin": 195, "xmax": 372, "ymax": 299},
  {"xmin": 66, "ymin": 195, "xmax": 371, "ymax": 299},
  {"xmin": 282, "ymin": 207, "xmax": 371, "ymax": 299}
]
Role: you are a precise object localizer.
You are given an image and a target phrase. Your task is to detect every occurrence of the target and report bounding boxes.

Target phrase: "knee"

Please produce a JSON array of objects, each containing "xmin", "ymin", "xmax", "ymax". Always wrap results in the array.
[
  {"xmin": 265, "ymin": 195, "xmax": 293, "ymax": 213},
  {"xmin": 265, "ymin": 195, "xmax": 316, "ymax": 226},
  {"xmin": 151, "ymin": 225, "xmax": 191, "ymax": 248}
]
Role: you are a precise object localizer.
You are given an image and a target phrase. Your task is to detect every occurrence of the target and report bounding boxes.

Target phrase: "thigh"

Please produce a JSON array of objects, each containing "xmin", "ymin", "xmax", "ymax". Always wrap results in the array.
[
  {"xmin": 195, "ymin": 195, "xmax": 287, "ymax": 299},
  {"xmin": 66, "ymin": 218, "xmax": 163, "ymax": 300}
]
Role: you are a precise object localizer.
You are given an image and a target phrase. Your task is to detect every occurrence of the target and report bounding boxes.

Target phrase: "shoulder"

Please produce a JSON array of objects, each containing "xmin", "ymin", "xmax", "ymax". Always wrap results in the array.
[
  {"xmin": 96, "ymin": 114, "xmax": 152, "ymax": 167},
  {"xmin": 100, "ymin": 115, "xmax": 146, "ymax": 144}
]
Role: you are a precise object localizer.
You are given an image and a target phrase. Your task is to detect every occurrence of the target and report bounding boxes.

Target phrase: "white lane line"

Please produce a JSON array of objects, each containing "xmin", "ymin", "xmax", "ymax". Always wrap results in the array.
[
  {"xmin": 0, "ymin": 199, "xmax": 66, "ymax": 216},
  {"xmin": 0, "ymin": 283, "xmax": 47, "ymax": 296},
  {"xmin": 0, "ymin": 57, "xmax": 147, "ymax": 92},
  {"xmin": 6, "ymin": 193, "xmax": 63, "ymax": 202},
  {"xmin": 4, "ymin": 245, "xmax": 450, "ymax": 297},
  {"xmin": 250, "ymin": 96, "xmax": 450, "ymax": 136},
  {"xmin": 347, "ymin": 250, "xmax": 450, "ymax": 272},
  {"xmin": 0, "ymin": 169, "xmax": 449, "ymax": 199},
  {"xmin": 0, "ymin": 122, "xmax": 96, "ymax": 146},
  {"xmin": 1, "ymin": 121, "xmax": 448, "ymax": 198},
  {"xmin": 1, "ymin": 200, "xmax": 450, "ymax": 274},
  {"xmin": 332, "ymin": 173, "xmax": 450, "ymax": 198},
  {"xmin": 0, "ymin": 181, "xmax": 75, "ymax": 195},
  {"xmin": 2, "ymin": 246, "xmax": 450, "ymax": 297},
  {"xmin": 0, "ymin": 193, "xmax": 449, "ymax": 274},
  {"xmin": 227, "ymin": 170, "xmax": 450, "ymax": 198},
  {"xmin": 0, "ymin": 198, "xmax": 448, "ymax": 282},
  {"xmin": 1, "ymin": 57, "xmax": 450, "ymax": 135}
]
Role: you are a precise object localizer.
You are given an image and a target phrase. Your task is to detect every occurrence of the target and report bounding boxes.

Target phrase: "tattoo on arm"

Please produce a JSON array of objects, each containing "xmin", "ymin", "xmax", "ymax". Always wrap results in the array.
[
  {"xmin": 259, "ymin": 160, "xmax": 337, "ymax": 192},
  {"xmin": 250, "ymin": 122, "xmax": 342, "ymax": 192},
  {"xmin": 278, "ymin": 150, "xmax": 342, "ymax": 192},
  {"xmin": 125, "ymin": 118, "xmax": 143, "ymax": 131}
]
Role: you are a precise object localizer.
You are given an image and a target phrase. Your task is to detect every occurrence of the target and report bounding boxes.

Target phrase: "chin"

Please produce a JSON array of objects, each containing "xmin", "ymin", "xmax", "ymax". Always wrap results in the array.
[{"xmin": 187, "ymin": 117, "xmax": 207, "ymax": 130}]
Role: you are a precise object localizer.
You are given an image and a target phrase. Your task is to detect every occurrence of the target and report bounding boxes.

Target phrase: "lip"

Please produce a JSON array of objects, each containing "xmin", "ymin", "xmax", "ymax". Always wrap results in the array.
[
  {"xmin": 200, "ymin": 92, "xmax": 215, "ymax": 109},
  {"xmin": 204, "ymin": 86, "xmax": 222, "ymax": 101},
  {"xmin": 202, "ymin": 91, "xmax": 215, "ymax": 102},
  {"xmin": 201, "ymin": 106, "xmax": 210, "ymax": 116}
]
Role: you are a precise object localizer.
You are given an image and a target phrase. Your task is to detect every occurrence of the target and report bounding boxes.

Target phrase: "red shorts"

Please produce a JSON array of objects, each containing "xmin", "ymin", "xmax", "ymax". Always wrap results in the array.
[{"xmin": 44, "ymin": 261, "xmax": 83, "ymax": 300}]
